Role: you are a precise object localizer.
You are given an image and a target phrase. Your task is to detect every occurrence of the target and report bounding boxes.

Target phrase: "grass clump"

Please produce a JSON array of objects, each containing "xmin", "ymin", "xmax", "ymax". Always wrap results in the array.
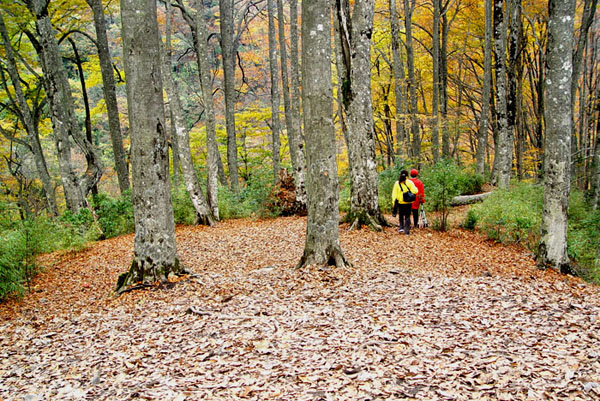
[{"xmin": 0, "ymin": 217, "xmax": 78, "ymax": 301}]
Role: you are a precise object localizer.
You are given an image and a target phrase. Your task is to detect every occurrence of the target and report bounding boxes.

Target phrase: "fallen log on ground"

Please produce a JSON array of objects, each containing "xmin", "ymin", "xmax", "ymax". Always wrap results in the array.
[{"xmin": 450, "ymin": 191, "xmax": 493, "ymax": 206}]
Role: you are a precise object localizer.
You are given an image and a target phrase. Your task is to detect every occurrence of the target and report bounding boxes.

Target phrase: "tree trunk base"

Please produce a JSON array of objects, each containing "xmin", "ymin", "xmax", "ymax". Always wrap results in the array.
[
  {"xmin": 196, "ymin": 213, "xmax": 216, "ymax": 226},
  {"xmin": 115, "ymin": 258, "xmax": 186, "ymax": 294},
  {"xmin": 342, "ymin": 209, "xmax": 389, "ymax": 231},
  {"xmin": 295, "ymin": 246, "xmax": 349, "ymax": 270}
]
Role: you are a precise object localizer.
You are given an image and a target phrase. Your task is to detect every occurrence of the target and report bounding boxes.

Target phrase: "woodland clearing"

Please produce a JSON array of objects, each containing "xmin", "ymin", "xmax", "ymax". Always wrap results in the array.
[{"xmin": 1, "ymin": 213, "xmax": 600, "ymax": 401}]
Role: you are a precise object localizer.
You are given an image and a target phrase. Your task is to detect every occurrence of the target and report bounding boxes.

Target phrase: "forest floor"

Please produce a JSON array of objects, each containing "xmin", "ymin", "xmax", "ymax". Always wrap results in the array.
[{"xmin": 1, "ymin": 210, "xmax": 600, "ymax": 401}]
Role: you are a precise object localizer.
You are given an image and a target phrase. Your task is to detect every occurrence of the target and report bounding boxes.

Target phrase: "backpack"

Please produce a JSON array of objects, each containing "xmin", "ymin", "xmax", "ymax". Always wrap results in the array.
[{"xmin": 401, "ymin": 182, "xmax": 416, "ymax": 202}]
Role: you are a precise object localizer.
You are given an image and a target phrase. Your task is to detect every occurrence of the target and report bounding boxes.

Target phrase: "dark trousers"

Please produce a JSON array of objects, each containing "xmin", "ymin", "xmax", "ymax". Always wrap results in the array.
[
  {"xmin": 412, "ymin": 208, "xmax": 419, "ymax": 227},
  {"xmin": 398, "ymin": 203, "xmax": 412, "ymax": 234}
]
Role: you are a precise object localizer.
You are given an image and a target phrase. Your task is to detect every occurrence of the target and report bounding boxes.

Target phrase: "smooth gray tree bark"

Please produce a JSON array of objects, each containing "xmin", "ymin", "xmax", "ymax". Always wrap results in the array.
[
  {"xmin": 277, "ymin": 0, "xmax": 306, "ymax": 206},
  {"xmin": 160, "ymin": 42, "xmax": 215, "ymax": 225},
  {"xmin": 164, "ymin": 1, "xmax": 181, "ymax": 188},
  {"xmin": 26, "ymin": 0, "xmax": 104, "ymax": 213},
  {"xmin": 163, "ymin": 0, "xmax": 215, "ymax": 223},
  {"xmin": 87, "ymin": 0, "xmax": 130, "ymax": 195},
  {"xmin": 276, "ymin": 0, "xmax": 293, "ymax": 170},
  {"xmin": 69, "ymin": 37, "xmax": 99, "ymax": 197},
  {"xmin": 193, "ymin": 0, "xmax": 220, "ymax": 217},
  {"xmin": 297, "ymin": 0, "xmax": 347, "ymax": 269},
  {"xmin": 336, "ymin": 0, "xmax": 387, "ymax": 231},
  {"xmin": 389, "ymin": 0, "xmax": 407, "ymax": 165},
  {"xmin": 288, "ymin": 0, "xmax": 307, "ymax": 204},
  {"xmin": 538, "ymin": 0, "xmax": 575, "ymax": 273},
  {"xmin": 431, "ymin": 0, "xmax": 441, "ymax": 162},
  {"xmin": 403, "ymin": 0, "xmax": 420, "ymax": 159},
  {"xmin": 593, "ymin": 118, "xmax": 600, "ymax": 209},
  {"xmin": 507, "ymin": 0, "xmax": 523, "ymax": 181},
  {"xmin": 475, "ymin": 0, "xmax": 492, "ymax": 175},
  {"xmin": 219, "ymin": 0, "xmax": 239, "ymax": 193},
  {"xmin": 174, "ymin": 0, "xmax": 226, "ymax": 192},
  {"xmin": 117, "ymin": 0, "xmax": 182, "ymax": 292},
  {"xmin": 440, "ymin": 1, "xmax": 455, "ymax": 158},
  {"xmin": 570, "ymin": 0, "xmax": 598, "ymax": 178},
  {"xmin": 267, "ymin": 0, "xmax": 281, "ymax": 181},
  {"xmin": 0, "ymin": 11, "xmax": 58, "ymax": 216},
  {"xmin": 476, "ymin": 0, "xmax": 492, "ymax": 175},
  {"xmin": 491, "ymin": 0, "xmax": 511, "ymax": 188}
]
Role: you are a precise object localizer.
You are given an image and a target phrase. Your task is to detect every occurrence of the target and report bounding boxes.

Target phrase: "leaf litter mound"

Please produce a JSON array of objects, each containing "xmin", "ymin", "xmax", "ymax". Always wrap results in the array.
[{"xmin": 1, "ymin": 214, "xmax": 600, "ymax": 400}]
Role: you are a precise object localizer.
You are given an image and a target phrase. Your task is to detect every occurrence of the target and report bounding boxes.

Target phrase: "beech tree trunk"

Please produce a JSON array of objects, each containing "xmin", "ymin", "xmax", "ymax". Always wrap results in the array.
[
  {"xmin": 27, "ymin": 0, "xmax": 104, "ymax": 213},
  {"xmin": 538, "ymin": 0, "xmax": 574, "ymax": 273},
  {"xmin": 267, "ymin": 0, "xmax": 281, "ymax": 181},
  {"xmin": 277, "ymin": 0, "xmax": 306, "ymax": 206},
  {"xmin": 593, "ymin": 116, "xmax": 600, "ymax": 209},
  {"xmin": 570, "ymin": 0, "xmax": 598, "ymax": 180},
  {"xmin": 431, "ymin": 0, "xmax": 440, "ymax": 162},
  {"xmin": 506, "ymin": 0, "xmax": 521, "ymax": 182},
  {"xmin": 440, "ymin": 4, "xmax": 452, "ymax": 158},
  {"xmin": 403, "ymin": 0, "xmax": 420, "ymax": 159},
  {"xmin": 0, "ymin": 11, "xmax": 58, "ymax": 216},
  {"xmin": 219, "ymin": 0, "xmax": 239, "ymax": 193},
  {"xmin": 160, "ymin": 42, "xmax": 215, "ymax": 225},
  {"xmin": 69, "ymin": 38, "xmax": 98, "ymax": 196},
  {"xmin": 87, "ymin": 0, "xmax": 130, "ymax": 195},
  {"xmin": 476, "ymin": 0, "xmax": 492, "ymax": 176},
  {"xmin": 297, "ymin": 0, "xmax": 347, "ymax": 269},
  {"xmin": 336, "ymin": 0, "xmax": 387, "ymax": 231},
  {"xmin": 288, "ymin": 0, "xmax": 307, "ymax": 205},
  {"xmin": 491, "ymin": 0, "xmax": 511, "ymax": 189},
  {"xmin": 117, "ymin": 0, "xmax": 182, "ymax": 292},
  {"xmin": 389, "ymin": 0, "xmax": 407, "ymax": 165},
  {"xmin": 507, "ymin": 0, "xmax": 523, "ymax": 181},
  {"xmin": 164, "ymin": 1, "xmax": 181, "ymax": 188},
  {"xmin": 193, "ymin": 0, "xmax": 220, "ymax": 217},
  {"xmin": 277, "ymin": 0, "xmax": 294, "ymax": 171}
]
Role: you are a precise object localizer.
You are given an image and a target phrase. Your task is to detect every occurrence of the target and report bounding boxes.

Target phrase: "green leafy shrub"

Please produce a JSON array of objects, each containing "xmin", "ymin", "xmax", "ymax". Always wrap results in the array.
[
  {"xmin": 461, "ymin": 209, "xmax": 478, "ymax": 230},
  {"xmin": 567, "ymin": 190, "xmax": 600, "ymax": 280},
  {"xmin": 91, "ymin": 192, "xmax": 134, "ymax": 238},
  {"xmin": 58, "ymin": 209, "xmax": 95, "ymax": 249},
  {"xmin": 467, "ymin": 183, "xmax": 600, "ymax": 283},
  {"xmin": 455, "ymin": 168, "xmax": 485, "ymax": 195},
  {"xmin": 171, "ymin": 186, "xmax": 198, "ymax": 225},
  {"xmin": 219, "ymin": 168, "xmax": 277, "ymax": 219},
  {"xmin": 420, "ymin": 159, "xmax": 463, "ymax": 231},
  {"xmin": 468, "ymin": 183, "xmax": 543, "ymax": 250}
]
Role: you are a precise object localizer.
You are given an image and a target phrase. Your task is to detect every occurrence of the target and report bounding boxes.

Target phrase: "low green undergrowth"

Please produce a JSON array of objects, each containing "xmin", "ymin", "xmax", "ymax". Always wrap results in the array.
[{"xmin": 463, "ymin": 182, "xmax": 600, "ymax": 283}]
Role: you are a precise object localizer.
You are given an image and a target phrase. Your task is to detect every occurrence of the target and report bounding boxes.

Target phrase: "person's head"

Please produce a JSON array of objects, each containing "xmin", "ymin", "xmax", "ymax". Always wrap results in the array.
[
  {"xmin": 410, "ymin": 169, "xmax": 418, "ymax": 178},
  {"xmin": 399, "ymin": 169, "xmax": 409, "ymax": 182}
]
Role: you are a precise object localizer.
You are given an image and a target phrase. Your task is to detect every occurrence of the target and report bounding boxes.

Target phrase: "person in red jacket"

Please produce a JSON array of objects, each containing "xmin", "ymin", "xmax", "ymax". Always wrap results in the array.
[{"xmin": 409, "ymin": 169, "xmax": 425, "ymax": 228}]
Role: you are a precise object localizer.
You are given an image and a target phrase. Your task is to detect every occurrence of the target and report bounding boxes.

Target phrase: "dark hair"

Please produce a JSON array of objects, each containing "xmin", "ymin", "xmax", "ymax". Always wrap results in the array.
[{"xmin": 399, "ymin": 169, "xmax": 409, "ymax": 183}]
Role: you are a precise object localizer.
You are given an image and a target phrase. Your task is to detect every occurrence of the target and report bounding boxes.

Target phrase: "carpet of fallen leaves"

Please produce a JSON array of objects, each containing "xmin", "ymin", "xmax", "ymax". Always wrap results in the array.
[{"xmin": 1, "ymin": 213, "xmax": 600, "ymax": 401}]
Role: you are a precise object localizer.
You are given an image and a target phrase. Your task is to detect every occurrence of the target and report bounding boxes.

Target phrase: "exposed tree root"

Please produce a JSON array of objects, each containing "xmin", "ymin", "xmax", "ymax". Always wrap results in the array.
[
  {"xmin": 295, "ymin": 246, "xmax": 350, "ymax": 270},
  {"xmin": 342, "ymin": 209, "xmax": 389, "ymax": 231}
]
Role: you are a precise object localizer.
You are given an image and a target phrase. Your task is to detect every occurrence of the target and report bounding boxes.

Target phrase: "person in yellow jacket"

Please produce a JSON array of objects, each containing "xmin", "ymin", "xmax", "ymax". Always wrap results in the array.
[{"xmin": 391, "ymin": 169, "xmax": 419, "ymax": 235}]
